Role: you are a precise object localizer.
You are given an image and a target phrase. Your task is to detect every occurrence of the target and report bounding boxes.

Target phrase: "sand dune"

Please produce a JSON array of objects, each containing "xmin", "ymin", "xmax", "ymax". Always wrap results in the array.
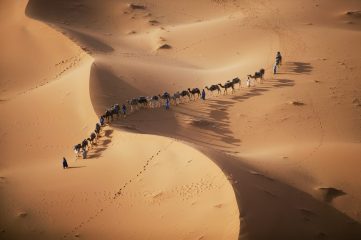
[
  {"xmin": 0, "ymin": 0, "xmax": 85, "ymax": 100},
  {"xmin": 1, "ymin": 0, "xmax": 361, "ymax": 239}
]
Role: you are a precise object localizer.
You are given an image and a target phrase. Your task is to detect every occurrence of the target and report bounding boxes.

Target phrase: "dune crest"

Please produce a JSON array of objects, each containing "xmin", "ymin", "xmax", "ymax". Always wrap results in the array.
[{"xmin": 1, "ymin": 0, "xmax": 361, "ymax": 239}]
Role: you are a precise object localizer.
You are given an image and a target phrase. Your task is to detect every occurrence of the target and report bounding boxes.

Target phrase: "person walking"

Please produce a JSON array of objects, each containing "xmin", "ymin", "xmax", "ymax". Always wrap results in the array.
[
  {"xmin": 122, "ymin": 104, "xmax": 127, "ymax": 118},
  {"xmin": 62, "ymin": 157, "xmax": 68, "ymax": 169},
  {"xmin": 276, "ymin": 51, "xmax": 282, "ymax": 65},
  {"xmin": 165, "ymin": 98, "xmax": 170, "ymax": 110},
  {"xmin": 201, "ymin": 89, "xmax": 206, "ymax": 100}
]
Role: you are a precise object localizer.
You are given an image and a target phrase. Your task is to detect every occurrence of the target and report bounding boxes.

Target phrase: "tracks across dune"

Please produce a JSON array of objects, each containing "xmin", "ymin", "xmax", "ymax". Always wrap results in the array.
[
  {"xmin": 2, "ymin": 0, "xmax": 361, "ymax": 239},
  {"xmin": 64, "ymin": 140, "xmax": 175, "ymax": 238}
]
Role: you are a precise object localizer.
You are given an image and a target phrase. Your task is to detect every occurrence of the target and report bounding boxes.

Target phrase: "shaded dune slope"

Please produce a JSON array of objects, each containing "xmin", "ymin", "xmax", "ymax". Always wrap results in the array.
[{"xmin": 0, "ymin": 0, "xmax": 361, "ymax": 239}]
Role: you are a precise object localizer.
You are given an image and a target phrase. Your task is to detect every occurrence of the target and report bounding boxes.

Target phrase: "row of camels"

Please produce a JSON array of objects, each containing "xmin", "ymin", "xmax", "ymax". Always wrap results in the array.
[
  {"xmin": 126, "ymin": 68, "xmax": 265, "ymax": 111},
  {"xmin": 73, "ymin": 68, "xmax": 265, "ymax": 156}
]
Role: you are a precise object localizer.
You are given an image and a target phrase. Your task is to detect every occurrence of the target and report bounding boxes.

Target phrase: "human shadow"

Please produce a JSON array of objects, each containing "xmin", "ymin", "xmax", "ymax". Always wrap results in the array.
[
  {"xmin": 67, "ymin": 166, "xmax": 86, "ymax": 170},
  {"xmin": 284, "ymin": 62, "xmax": 313, "ymax": 74}
]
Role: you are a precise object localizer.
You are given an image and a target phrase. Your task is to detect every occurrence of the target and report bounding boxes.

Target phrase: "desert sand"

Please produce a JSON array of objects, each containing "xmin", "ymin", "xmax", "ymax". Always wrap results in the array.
[{"xmin": 1, "ymin": 0, "xmax": 361, "ymax": 239}]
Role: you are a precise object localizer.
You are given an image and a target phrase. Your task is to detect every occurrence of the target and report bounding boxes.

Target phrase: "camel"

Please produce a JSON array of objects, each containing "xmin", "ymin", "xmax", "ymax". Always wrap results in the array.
[
  {"xmin": 188, "ymin": 88, "xmax": 201, "ymax": 100},
  {"xmin": 149, "ymin": 95, "xmax": 160, "ymax": 108},
  {"xmin": 104, "ymin": 109, "xmax": 113, "ymax": 123},
  {"xmin": 111, "ymin": 104, "xmax": 120, "ymax": 119},
  {"xmin": 138, "ymin": 96, "xmax": 148, "ymax": 108},
  {"xmin": 171, "ymin": 92, "xmax": 181, "ymax": 105},
  {"xmin": 231, "ymin": 77, "xmax": 241, "ymax": 89},
  {"xmin": 128, "ymin": 98, "xmax": 139, "ymax": 112},
  {"xmin": 218, "ymin": 82, "xmax": 235, "ymax": 95},
  {"xmin": 95, "ymin": 123, "xmax": 101, "ymax": 137},
  {"xmin": 89, "ymin": 132, "xmax": 97, "ymax": 144},
  {"xmin": 87, "ymin": 132, "xmax": 97, "ymax": 149},
  {"xmin": 81, "ymin": 139, "xmax": 89, "ymax": 152},
  {"xmin": 180, "ymin": 90, "xmax": 191, "ymax": 101},
  {"xmin": 205, "ymin": 85, "xmax": 221, "ymax": 95},
  {"xmin": 247, "ymin": 68, "xmax": 265, "ymax": 83},
  {"xmin": 73, "ymin": 143, "xmax": 82, "ymax": 157}
]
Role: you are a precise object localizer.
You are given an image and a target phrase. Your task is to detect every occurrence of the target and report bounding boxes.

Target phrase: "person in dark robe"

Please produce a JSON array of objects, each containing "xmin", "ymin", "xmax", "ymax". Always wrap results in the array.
[{"xmin": 63, "ymin": 157, "xmax": 68, "ymax": 169}]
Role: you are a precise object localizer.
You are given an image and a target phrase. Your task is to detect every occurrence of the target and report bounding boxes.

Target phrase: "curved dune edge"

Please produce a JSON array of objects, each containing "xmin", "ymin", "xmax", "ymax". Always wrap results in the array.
[
  {"xmin": 2, "ymin": 0, "xmax": 361, "ymax": 239},
  {"xmin": 0, "ymin": 0, "xmax": 85, "ymax": 100},
  {"xmin": 0, "ymin": 0, "xmax": 241, "ymax": 239}
]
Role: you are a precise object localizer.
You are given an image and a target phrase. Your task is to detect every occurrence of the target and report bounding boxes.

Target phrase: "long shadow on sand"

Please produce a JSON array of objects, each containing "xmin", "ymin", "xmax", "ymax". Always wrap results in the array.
[
  {"xmin": 284, "ymin": 61, "xmax": 313, "ymax": 74},
  {"xmin": 67, "ymin": 166, "xmax": 86, "ymax": 169},
  {"xmin": 89, "ymin": 61, "xmax": 361, "ymax": 239},
  {"xmin": 110, "ymin": 76, "xmax": 361, "ymax": 239},
  {"xmin": 204, "ymin": 149, "xmax": 361, "ymax": 240},
  {"xmin": 87, "ymin": 129, "xmax": 113, "ymax": 159}
]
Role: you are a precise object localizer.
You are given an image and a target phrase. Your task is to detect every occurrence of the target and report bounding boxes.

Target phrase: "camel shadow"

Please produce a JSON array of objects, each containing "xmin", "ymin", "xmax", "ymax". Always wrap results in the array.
[
  {"xmin": 95, "ymin": 67, "xmax": 361, "ymax": 238},
  {"xmin": 268, "ymin": 78, "xmax": 295, "ymax": 88},
  {"xmin": 115, "ymin": 78, "xmax": 295, "ymax": 150},
  {"xmin": 87, "ymin": 129, "xmax": 113, "ymax": 159}
]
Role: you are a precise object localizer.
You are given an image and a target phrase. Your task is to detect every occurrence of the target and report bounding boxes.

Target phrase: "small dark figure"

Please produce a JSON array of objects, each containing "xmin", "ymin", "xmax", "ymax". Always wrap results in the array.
[
  {"xmin": 122, "ymin": 104, "xmax": 127, "ymax": 117},
  {"xmin": 100, "ymin": 116, "xmax": 105, "ymax": 126},
  {"xmin": 82, "ymin": 150, "xmax": 87, "ymax": 159},
  {"xmin": 165, "ymin": 98, "xmax": 170, "ymax": 110},
  {"xmin": 276, "ymin": 51, "xmax": 282, "ymax": 65},
  {"xmin": 201, "ymin": 89, "xmax": 206, "ymax": 100},
  {"xmin": 63, "ymin": 157, "xmax": 68, "ymax": 169}
]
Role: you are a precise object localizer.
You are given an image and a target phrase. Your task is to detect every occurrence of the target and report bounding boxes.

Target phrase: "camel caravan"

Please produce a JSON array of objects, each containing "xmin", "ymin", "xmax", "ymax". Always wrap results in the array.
[
  {"xmin": 70, "ymin": 51, "xmax": 283, "ymax": 163},
  {"xmin": 72, "ymin": 66, "xmax": 268, "ymax": 159},
  {"xmin": 122, "ymin": 72, "xmax": 264, "ymax": 112}
]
